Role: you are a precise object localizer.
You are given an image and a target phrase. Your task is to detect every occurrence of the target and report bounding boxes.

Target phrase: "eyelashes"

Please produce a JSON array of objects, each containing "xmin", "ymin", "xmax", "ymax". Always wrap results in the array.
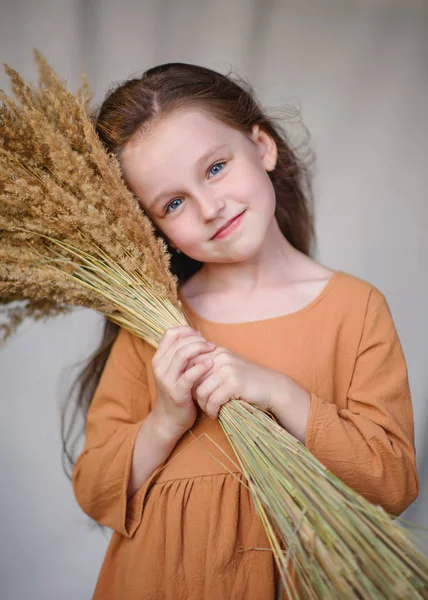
[
  {"xmin": 208, "ymin": 161, "xmax": 225, "ymax": 177},
  {"xmin": 164, "ymin": 161, "xmax": 227, "ymax": 215},
  {"xmin": 164, "ymin": 197, "xmax": 183, "ymax": 214}
]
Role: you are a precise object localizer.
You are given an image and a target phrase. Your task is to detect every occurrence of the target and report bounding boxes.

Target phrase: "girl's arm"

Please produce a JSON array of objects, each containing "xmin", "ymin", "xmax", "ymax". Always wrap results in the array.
[
  {"xmin": 126, "ymin": 410, "xmax": 182, "ymax": 499},
  {"xmin": 71, "ymin": 328, "xmax": 174, "ymax": 538},
  {"xmin": 271, "ymin": 288, "xmax": 419, "ymax": 517}
]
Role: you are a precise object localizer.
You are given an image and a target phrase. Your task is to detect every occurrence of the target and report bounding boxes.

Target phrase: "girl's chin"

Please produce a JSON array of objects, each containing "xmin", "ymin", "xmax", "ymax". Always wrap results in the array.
[{"xmin": 205, "ymin": 241, "xmax": 264, "ymax": 262}]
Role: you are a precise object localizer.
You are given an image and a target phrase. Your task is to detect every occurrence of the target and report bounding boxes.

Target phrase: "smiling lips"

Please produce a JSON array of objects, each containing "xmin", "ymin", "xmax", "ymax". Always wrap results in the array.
[{"xmin": 211, "ymin": 210, "xmax": 246, "ymax": 240}]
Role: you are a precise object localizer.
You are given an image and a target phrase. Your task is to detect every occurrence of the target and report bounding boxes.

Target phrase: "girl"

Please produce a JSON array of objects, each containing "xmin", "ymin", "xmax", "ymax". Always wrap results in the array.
[{"xmin": 68, "ymin": 63, "xmax": 419, "ymax": 599}]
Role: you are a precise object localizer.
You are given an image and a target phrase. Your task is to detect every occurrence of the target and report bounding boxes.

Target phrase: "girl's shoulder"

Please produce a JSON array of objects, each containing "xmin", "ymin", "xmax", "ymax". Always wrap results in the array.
[
  {"xmin": 333, "ymin": 269, "xmax": 387, "ymax": 307},
  {"xmin": 322, "ymin": 270, "xmax": 395, "ymax": 341}
]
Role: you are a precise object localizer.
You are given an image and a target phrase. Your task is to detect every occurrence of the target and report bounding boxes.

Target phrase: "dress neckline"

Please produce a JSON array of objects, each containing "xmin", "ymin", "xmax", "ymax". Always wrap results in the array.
[{"xmin": 177, "ymin": 270, "xmax": 343, "ymax": 326}]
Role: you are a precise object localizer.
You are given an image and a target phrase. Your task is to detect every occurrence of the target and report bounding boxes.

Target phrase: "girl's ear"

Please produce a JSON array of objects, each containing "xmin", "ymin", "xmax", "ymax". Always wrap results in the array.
[{"xmin": 250, "ymin": 124, "xmax": 278, "ymax": 172}]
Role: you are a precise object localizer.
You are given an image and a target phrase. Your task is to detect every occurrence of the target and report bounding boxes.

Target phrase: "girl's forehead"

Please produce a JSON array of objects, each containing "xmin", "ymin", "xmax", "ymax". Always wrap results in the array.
[
  {"xmin": 161, "ymin": 107, "xmax": 227, "ymax": 129},
  {"xmin": 123, "ymin": 109, "xmax": 241, "ymax": 166},
  {"xmin": 136, "ymin": 108, "xmax": 237, "ymax": 148}
]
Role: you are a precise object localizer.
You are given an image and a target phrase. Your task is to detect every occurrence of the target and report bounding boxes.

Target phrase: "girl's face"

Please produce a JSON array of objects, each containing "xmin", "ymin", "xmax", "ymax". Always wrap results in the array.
[{"xmin": 120, "ymin": 108, "xmax": 278, "ymax": 263}]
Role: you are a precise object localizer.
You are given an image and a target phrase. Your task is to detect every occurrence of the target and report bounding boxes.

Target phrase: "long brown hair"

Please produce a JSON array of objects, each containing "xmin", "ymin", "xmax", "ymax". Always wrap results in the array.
[{"xmin": 61, "ymin": 62, "xmax": 316, "ymax": 479}]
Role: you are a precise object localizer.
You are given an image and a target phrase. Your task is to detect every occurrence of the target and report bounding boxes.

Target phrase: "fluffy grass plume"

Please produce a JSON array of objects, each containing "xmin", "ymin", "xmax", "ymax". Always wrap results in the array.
[
  {"xmin": 1, "ymin": 51, "xmax": 427, "ymax": 598},
  {"xmin": 0, "ymin": 50, "xmax": 183, "ymax": 345}
]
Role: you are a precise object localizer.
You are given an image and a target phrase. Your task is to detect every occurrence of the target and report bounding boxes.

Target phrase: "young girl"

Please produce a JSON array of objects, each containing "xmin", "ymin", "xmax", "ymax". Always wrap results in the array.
[{"xmin": 69, "ymin": 62, "xmax": 419, "ymax": 599}]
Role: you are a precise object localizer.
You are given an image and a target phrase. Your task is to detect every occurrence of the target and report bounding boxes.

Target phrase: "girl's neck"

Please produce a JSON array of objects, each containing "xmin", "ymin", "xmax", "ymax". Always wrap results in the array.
[{"xmin": 195, "ymin": 219, "xmax": 301, "ymax": 296}]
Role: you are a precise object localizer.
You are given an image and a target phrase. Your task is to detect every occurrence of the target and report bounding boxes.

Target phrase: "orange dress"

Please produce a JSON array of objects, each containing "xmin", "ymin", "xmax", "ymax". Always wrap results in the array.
[{"xmin": 71, "ymin": 270, "xmax": 419, "ymax": 599}]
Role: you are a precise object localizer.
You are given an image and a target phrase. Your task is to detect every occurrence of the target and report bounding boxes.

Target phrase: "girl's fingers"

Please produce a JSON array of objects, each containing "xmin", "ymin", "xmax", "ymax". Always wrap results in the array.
[
  {"xmin": 167, "ymin": 340, "xmax": 214, "ymax": 382},
  {"xmin": 178, "ymin": 359, "xmax": 213, "ymax": 390},
  {"xmin": 154, "ymin": 327, "xmax": 203, "ymax": 370},
  {"xmin": 166, "ymin": 333, "xmax": 207, "ymax": 363},
  {"xmin": 203, "ymin": 382, "xmax": 234, "ymax": 419},
  {"xmin": 193, "ymin": 372, "xmax": 221, "ymax": 412}
]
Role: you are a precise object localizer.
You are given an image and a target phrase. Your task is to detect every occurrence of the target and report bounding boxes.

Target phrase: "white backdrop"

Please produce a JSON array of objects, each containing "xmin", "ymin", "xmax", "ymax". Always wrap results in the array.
[{"xmin": 0, "ymin": 1, "xmax": 427, "ymax": 598}]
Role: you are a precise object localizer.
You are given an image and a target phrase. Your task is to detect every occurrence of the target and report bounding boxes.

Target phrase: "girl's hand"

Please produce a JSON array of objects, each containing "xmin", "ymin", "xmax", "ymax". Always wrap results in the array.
[
  {"xmin": 188, "ymin": 345, "xmax": 287, "ymax": 419},
  {"xmin": 151, "ymin": 326, "xmax": 215, "ymax": 436}
]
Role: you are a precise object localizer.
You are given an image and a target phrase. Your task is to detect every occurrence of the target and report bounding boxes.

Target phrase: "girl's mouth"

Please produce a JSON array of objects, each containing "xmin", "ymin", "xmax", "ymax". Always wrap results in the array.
[{"xmin": 211, "ymin": 210, "xmax": 246, "ymax": 240}]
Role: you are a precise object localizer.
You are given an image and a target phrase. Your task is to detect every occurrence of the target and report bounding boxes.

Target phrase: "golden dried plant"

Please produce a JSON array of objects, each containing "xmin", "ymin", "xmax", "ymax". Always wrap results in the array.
[{"xmin": 0, "ymin": 49, "xmax": 183, "ymax": 346}]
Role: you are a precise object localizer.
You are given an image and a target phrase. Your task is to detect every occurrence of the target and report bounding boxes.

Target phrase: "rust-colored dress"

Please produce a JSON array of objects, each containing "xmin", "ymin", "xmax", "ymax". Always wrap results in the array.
[{"xmin": 71, "ymin": 270, "xmax": 419, "ymax": 599}]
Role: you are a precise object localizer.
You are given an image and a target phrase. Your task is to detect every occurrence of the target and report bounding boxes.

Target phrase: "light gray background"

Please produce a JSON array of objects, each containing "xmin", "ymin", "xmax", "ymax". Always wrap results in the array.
[{"xmin": 0, "ymin": 0, "xmax": 427, "ymax": 598}]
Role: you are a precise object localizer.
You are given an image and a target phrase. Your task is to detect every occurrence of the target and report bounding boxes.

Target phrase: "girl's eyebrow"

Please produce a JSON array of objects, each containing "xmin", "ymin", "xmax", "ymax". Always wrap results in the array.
[
  {"xmin": 148, "ymin": 144, "xmax": 228, "ymax": 208},
  {"xmin": 195, "ymin": 143, "xmax": 228, "ymax": 168}
]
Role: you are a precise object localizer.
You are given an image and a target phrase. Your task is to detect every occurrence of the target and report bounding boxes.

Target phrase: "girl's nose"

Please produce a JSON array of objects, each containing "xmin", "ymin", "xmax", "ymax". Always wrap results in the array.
[{"xmin": 198, "ymin": 194, "xmax": 226, "ymax": 221}]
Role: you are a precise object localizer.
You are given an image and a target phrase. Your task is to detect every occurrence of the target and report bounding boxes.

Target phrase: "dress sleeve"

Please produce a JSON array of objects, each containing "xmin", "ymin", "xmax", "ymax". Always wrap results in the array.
[
  {"xmin": 71, "ymin": 326, "xmax": 161, "ymax": 538},
  {"xmin": 305, "ymin": 288, "xmax": 419, "ymax": 517}
]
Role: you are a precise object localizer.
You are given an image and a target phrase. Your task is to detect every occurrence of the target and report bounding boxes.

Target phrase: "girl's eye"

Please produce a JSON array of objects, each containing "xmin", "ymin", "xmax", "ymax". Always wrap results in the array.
[
  {"xmin": 164, "ymin": 198, "xmax": 183, "ymax": 214},
  {"xmin": 164, "ymin": 161, "xmax": 226, "ymax": 215},
  {"xmin": 208, "ymin": 161, "xmax": 226, "ymax": 177}
]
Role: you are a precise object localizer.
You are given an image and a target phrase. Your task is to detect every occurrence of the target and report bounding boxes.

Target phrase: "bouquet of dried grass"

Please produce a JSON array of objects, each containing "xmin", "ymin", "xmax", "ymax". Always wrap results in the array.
[{"xmin": 1, "ymin": 52, "xmax": 427, "ymax": 598}]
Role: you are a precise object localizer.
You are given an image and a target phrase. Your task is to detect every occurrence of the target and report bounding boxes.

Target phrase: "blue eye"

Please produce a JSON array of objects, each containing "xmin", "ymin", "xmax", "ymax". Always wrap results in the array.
[
  {"xmin": 209, "ymin": 161, "xmax": 225, "ymax": 176},
  {"xmin": 165, "ymin": 198, "xmax": 183, "ymax": 214},
  {"xmin": 164, "ymin": 161, "xmax": 226, "ymax": 214}
]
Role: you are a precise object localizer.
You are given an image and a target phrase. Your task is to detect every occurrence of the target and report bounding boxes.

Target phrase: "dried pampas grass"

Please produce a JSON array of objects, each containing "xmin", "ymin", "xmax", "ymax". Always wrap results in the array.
[{"xmin": 0, "ymin": 50, "xmax": 183, "ymax": 346}]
